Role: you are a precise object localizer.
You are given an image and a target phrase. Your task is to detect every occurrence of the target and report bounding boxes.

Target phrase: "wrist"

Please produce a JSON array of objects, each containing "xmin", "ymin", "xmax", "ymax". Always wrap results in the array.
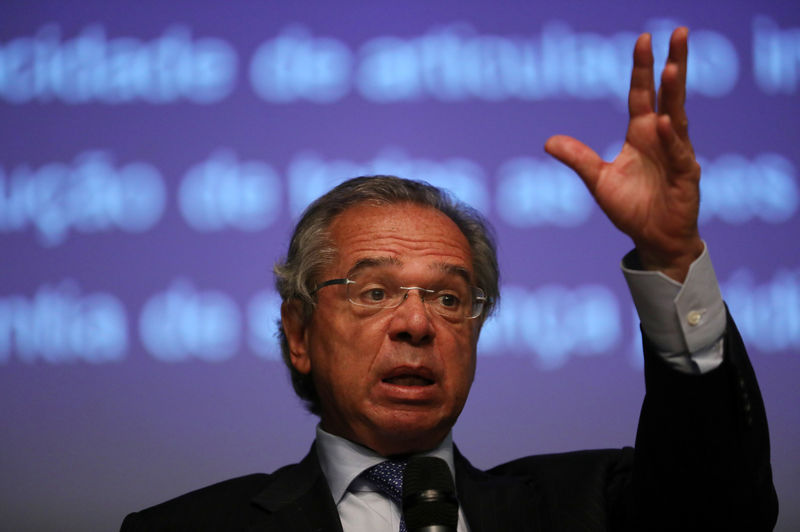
[{"xmin": 635, "ymin": 236, "xmax": 704, "ymax": 283}]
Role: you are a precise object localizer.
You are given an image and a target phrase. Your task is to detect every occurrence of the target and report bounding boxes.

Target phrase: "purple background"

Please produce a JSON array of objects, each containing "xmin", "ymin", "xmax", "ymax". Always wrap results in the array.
[{"xmin": 1, "ymin": 2, "xmax": 798, "ymax": 530}]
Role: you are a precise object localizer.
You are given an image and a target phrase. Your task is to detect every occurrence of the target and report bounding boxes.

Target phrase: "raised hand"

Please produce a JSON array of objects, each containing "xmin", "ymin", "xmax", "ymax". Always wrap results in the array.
[{"xmin": 545, "ymin": 27, "xmax": 704, "ymax": 282}]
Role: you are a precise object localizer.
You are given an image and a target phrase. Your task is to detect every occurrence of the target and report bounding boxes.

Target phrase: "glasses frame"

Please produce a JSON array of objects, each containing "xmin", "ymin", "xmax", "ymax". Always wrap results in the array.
[{"xmin": 312, "ymin": 277, "xmax": 487, "ymax": 320}]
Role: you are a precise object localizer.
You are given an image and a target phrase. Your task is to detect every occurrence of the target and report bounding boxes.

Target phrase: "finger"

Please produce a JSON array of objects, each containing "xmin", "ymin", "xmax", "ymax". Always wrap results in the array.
[
  {"xmin": 656, "ymin": 115, "xmax": 699, "ymax": 181},
  {"xmin": 660, "ymin": 64, "xmax": 690, "ymax": 142},
  {"xmin": 628, "ymin": 33, "xmax": 656, "ymax": 118},
  {"xmin": 658, "ymin": 27, "xmax": 690, "ymax": 140},
  {"xmin": 545, "ymin": 135, "xmax": 605, "ymax": 193}
]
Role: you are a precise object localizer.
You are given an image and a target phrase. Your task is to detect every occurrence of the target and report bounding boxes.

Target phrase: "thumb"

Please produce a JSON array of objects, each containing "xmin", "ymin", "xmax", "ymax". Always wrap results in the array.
[{"xmin": 545, "ymin": 135, "xmax": 604, "ymax": 193}]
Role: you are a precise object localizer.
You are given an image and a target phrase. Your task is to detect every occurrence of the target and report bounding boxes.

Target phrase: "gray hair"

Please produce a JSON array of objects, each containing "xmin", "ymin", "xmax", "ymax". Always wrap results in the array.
[{"xmin": 274, "ymin": 175, "xmax": 499, "ymax": 415}]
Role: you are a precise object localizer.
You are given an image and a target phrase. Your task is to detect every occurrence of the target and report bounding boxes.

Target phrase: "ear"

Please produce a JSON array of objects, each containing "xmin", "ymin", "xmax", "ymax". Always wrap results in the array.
[{"xmin": 281, "ymin": 300, "xmax": 311, "ymax": 375}]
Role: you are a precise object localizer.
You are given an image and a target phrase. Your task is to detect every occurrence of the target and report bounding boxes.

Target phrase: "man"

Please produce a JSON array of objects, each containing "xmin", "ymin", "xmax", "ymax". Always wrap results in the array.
[{"xmin": 121, "ymin": 28, "xmax": 778, "ymax": 531}]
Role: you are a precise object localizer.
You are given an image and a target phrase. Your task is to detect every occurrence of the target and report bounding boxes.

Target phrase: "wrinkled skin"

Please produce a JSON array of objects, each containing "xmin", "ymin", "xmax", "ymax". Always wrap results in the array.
[{"xmin": 282, "ymin": 203, "xmax": 480, "ymax": 455}]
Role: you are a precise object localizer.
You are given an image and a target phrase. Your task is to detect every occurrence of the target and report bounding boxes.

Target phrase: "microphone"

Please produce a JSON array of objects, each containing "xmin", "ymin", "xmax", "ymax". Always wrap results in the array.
[{"xmin": 402, "ymin": 456, "xmax": 459, "ymax": 532}]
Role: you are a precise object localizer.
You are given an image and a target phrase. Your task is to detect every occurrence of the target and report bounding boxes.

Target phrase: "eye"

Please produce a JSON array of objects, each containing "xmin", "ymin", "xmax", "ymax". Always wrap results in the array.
[
  {"xmin": 367, "ymin": 288, "xmax": 386, "ymax": 302},
  {"xmin": 352, "ymin": 282, "xmax": 391, "ymax": 306},
  {"xmin": 437, "ymin": 292, "xmax": 460, "ymax": 309}
]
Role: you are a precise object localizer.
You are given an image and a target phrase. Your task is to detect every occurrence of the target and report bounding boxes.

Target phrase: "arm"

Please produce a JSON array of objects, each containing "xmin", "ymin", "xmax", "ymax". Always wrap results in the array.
[
  {"xmin": 545, "ymin": 28, "xmax": 778, "ymax": 529},
  {"xmin": 631, "ymin": 312, "xmax": 778, "ymax": 530}
]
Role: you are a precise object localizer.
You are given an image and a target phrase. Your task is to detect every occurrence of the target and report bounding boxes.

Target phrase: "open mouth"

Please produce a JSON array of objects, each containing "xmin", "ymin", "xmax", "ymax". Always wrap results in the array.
[{"xmin": 382, "ymin": 375, "xmax": 434, "ymax": 386}]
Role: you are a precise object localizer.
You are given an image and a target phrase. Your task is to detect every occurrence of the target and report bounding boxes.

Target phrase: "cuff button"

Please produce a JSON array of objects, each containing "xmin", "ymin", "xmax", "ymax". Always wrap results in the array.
[{"xmin": 687, "ymin": 310, "xmax": 703, "ymax": 326}]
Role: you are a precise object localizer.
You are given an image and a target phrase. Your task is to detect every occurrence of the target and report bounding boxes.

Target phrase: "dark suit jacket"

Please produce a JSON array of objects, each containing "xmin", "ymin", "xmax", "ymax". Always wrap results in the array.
[{"xmin": 121, "ymin": 315, "xmax": 778, "ymax": 531}]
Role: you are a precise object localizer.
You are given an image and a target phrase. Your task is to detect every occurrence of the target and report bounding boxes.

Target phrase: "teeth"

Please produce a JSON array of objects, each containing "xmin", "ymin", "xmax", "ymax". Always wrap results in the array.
[{"xmin": 384, "ymin": 376, "xmax": 432, "ymax": 386}]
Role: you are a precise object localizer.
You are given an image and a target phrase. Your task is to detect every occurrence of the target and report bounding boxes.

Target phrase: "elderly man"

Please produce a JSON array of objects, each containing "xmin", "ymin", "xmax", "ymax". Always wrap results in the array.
[{"xmin": 121, "ymin": 28, "xmax": 777, "ymax": 531}]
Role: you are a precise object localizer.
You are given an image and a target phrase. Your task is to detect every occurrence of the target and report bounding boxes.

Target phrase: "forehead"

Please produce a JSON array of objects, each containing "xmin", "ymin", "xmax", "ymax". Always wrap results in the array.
[{"xmin": 327, "ymin": 202, "xmax": 473, "ymax": 275}]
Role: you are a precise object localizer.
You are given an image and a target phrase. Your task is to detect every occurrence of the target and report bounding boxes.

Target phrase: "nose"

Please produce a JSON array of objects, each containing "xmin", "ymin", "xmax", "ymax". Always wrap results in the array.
[{"xmin": 387, "ymin": 289, "xmax": 435, "ymax": 345}]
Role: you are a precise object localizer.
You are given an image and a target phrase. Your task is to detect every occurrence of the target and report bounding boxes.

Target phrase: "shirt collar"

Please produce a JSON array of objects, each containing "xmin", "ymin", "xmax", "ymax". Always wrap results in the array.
[{"xmin": 315, "ymin": 424, "xmax": 456, "ymax": 505}]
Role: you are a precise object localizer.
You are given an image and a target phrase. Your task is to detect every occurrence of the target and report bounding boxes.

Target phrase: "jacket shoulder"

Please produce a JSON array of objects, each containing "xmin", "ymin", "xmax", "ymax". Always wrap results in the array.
[
  {"xmin": 488, "ymin": 448, "xmax": 633, "ymax": 481},
  {"xmin": 120, "ymin": 473, "xmax": 273, "ymax": 531}
]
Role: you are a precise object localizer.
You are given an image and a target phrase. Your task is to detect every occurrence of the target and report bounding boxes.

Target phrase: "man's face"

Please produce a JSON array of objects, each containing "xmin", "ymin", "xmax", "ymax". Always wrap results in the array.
[{"xmin": 283, "ymin": 202, "xmax": 480, "ymax": 456}]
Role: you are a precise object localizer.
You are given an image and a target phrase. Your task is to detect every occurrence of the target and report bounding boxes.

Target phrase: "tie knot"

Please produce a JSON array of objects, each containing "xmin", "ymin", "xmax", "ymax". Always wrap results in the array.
[{"xmin": 361, "ymin": 459, "xmax": 408, "ymax": 503}]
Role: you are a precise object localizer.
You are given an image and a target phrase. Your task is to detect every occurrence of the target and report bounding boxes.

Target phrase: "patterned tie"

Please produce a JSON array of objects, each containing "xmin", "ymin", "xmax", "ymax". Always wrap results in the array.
[{"xmin": 361, "ymin": 459, "xmax": 408, "ymax": 532}]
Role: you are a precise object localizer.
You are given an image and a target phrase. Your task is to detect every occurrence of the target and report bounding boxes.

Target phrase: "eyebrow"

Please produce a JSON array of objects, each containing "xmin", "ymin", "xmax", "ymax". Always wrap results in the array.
[
  {"xmin": 346, "ymin": 257, "xmax": 472, "ymax": 284},
  {"xmin": 346, "ymin": 257, "xmax": 401, "ymax": 277},
  {"xmin": 436, "ymin": 263, "xmax": 472, "ymax": 284}
]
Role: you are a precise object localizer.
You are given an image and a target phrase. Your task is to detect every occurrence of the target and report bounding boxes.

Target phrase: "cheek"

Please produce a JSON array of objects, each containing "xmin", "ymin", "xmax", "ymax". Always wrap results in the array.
[
  {"xmin": 460, "ymin": 355, "xmax": 477, "ymax": 393},
  {"xmin": 309, "ymin": 313, "xmax": 384, "ymax": 384},
  {"xmin": 443, "ymin": 328, "xmax": 478, "ymax": 388}
]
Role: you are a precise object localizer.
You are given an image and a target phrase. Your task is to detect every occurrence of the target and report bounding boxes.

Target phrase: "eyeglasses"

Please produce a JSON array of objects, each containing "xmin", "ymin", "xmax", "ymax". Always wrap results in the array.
[{"xmin": 312, "ymin": 272, "xmax": 486, "ymax": 321}]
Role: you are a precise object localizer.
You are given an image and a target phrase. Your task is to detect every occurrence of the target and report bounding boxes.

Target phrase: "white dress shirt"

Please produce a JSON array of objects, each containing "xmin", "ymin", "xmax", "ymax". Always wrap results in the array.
[
  {"xmin": 317, "ymin": 244, "xmax": 727, "ymax": 531},
  {"xmin": 316, "ymin": 426, "xmax": 472, "ymax": 532}
]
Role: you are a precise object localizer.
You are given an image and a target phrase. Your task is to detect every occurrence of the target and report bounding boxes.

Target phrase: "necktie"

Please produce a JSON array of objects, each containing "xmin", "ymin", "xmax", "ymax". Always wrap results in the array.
[{"xmin": 361, "ymin": 459, "xmax": 408, "ymax": 532}]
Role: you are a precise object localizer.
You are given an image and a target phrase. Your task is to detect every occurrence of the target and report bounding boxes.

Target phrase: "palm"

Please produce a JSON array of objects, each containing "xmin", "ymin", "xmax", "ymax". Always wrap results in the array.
[{"xmin": 595, "ymin": 114, "xmax": 698, "ymax": 246}]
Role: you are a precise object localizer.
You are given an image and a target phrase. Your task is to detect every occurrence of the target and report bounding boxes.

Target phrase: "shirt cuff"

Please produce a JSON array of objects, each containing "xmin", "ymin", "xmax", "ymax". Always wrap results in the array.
[{"xmin": 621, "ymin": 242, "xmax": 726, "ymax": 374}]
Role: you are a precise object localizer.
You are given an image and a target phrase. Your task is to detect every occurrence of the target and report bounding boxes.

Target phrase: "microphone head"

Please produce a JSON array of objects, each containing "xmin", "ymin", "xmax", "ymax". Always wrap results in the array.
[{"xmin": 402, "ymin": 456, "xmax": 459, "ymax": 531}]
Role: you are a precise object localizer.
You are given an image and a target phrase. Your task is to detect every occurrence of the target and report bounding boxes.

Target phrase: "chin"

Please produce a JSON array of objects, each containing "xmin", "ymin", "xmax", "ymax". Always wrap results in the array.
[{"xmin": 369, "ymin": 410, "xmax": 455, "ymax": 454}]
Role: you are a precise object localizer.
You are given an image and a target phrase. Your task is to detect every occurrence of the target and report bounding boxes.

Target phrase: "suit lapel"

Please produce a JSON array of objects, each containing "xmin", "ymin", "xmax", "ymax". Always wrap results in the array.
[
  {"xmin": 454, "ymin": 447, "xmax": 552, "ymax": 532},
  {"xmin": 247, "ymin": 443, "xmax": 553, "ymax": 531},
  {"xmin": 250, "ymin": 444, "xmax": 343, "ymax": 532}
]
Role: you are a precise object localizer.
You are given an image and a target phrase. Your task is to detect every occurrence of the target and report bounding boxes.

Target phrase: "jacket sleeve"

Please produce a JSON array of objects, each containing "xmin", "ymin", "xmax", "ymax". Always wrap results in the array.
[{"xmin": 627, "ymin": 310, "xmax": 778, "ymax": 531}]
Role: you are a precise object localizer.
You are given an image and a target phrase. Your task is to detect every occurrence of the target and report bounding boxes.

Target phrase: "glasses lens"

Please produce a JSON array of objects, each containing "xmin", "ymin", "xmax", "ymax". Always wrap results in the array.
[
  {"xmin": 469, "ymin": 286, "xmax": 486, "ymax": 319},
  {"xmin": 426, "ymin": 284, "xmax": 472, "ymax": 319},
  {"xmin": 346, "ymin": 273, "xmax": 402, "ymax": 309}
]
